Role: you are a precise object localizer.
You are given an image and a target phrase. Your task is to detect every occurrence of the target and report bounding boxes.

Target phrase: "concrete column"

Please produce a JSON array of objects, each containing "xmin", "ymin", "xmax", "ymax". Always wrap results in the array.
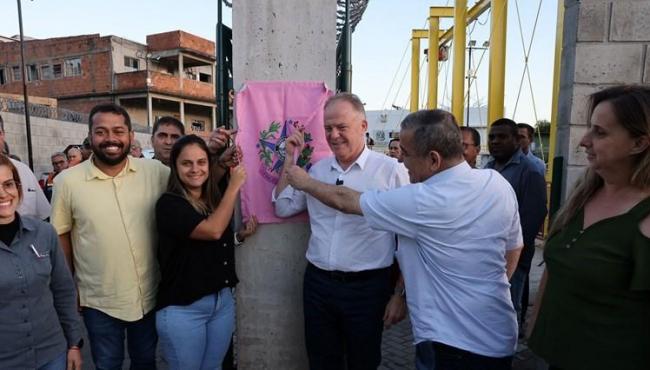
[
  {"xmin": 179, "ymin": 100, "xmax": 185, "ymax": 125},
  {"xmin": 232, "ymin": 0, "xmax": 336, "ymax": 368},
  {"xmin": 211, "ymin": 106, "xmax": 216, "ymax": 130},
  {"xmin": 146, "ymin": 93, "xmax": 153, "ymax": 127}
]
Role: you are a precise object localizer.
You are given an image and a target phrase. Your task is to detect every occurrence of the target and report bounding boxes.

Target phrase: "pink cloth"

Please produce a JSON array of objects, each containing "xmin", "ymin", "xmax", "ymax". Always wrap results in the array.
[{"xmin": 235, "ymin": 81, "xmax": 333, "ymax": 224}]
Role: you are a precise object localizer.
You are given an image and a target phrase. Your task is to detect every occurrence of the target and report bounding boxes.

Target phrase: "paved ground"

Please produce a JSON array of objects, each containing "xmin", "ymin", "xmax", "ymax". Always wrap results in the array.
[{"xmin": 80, "ymin": 247, "xmax": 547, "ymax": 369}]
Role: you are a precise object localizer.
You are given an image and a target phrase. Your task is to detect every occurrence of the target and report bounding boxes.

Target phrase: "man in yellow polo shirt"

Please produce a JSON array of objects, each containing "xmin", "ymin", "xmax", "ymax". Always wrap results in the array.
[{"xmin": 51, "ymin": 103, "xmax": 169, "ymax": 370}]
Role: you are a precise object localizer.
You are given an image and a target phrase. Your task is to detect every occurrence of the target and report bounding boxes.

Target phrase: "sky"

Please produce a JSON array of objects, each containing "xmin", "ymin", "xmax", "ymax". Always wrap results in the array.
[{"xmin": 1, "ymin": 0, "xmax": 558, "ymax": 126}]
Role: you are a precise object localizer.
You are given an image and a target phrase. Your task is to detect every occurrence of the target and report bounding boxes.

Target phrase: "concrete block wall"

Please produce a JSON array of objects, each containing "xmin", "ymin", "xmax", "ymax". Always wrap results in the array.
[
  {"xmin": 2, "ymin": 111, "xmax": 152, "ymax": 177},
  {"xmin": 557, "ymin": 0, "xmax": 650, "ymax": 196}
]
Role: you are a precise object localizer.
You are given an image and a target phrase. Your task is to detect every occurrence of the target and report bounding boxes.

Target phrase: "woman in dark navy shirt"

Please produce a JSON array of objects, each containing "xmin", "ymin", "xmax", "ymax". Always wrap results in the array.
[{"xmin": 155, "ymin": 135, "xmax": 257, "ymax": 370}]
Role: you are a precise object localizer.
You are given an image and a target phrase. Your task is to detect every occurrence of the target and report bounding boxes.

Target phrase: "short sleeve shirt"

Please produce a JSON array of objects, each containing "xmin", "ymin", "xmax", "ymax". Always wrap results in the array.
[
  {"xmin": 360, "ymin": 162, "xmax": 522, "ymax": 357},
  {"xmin": 155, "ymin": 193, "xmax": 237, "ymax": 309},
  {"xmin": 51, "ymin": 157, "xmax": 169, "ymax": 321}
]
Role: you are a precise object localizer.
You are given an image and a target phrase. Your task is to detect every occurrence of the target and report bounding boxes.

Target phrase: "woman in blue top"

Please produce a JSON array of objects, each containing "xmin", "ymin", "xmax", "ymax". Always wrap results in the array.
[
  {"xmin": 0, "ymin": 154, "xmax": 83, "ymax": 370},
  {"xmin": 155, "ymin": 135, "xmax": 257, "ymax": 370}
]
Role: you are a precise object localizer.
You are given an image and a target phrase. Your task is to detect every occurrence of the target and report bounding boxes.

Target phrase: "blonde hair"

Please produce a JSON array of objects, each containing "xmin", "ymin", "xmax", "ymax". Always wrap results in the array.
[{"xmin": 549, "ymin": 85, "xmax": 650, "ymax": 235}]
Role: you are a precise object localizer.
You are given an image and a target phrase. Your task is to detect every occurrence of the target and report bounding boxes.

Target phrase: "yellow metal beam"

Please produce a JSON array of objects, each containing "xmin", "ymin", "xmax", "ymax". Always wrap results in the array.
[
  {"xmin": 412, "ymin": 29, "xmax": 429, "ymax": 39},
  {"xmin": 430, "ymin": 6, "xmax": 454, "ymax": 18},
  {"xmin": 439, "ymin": 0, "xmax": 491, "ymax": 46},
  {"xmin": 487, "ymin": 0, "xmax": 508, "ymax": 124},
  {"xmin": 547, "ymin": 0, "xmax": 565, "ymax": 183},
  {"xmin": 428, "ymin": 7, "xmax": 453, "ymax": 110},
  {"xmin": 428, "ymin": 17, "xmax": 441, "ymax": 109},
  {"xmin": 410, "ymin": 31, "xmax": 421, "ymax": 112},
  {"xmin": 452, "ymin": 0, "xmax": 467, "ymax": 124}
]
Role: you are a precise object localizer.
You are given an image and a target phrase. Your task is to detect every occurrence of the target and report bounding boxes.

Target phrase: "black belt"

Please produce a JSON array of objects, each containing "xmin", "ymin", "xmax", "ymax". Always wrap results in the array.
[{"xmin": 308, "ymin": 262, "xmax": 390, "ymax": 283}]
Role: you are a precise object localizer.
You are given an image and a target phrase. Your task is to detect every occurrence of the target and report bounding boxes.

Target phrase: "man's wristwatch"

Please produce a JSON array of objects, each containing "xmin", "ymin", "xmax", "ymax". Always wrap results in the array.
[
  {"xmin": 234, "ymin": 232, "xmax": 244, "ymax": 246},
  {"xmin": 394, "ymin": 286, "xmax": 406, "ymax": 298}
]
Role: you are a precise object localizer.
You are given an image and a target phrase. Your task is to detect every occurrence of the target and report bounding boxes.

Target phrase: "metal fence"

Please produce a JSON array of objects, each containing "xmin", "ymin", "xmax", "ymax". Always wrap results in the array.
[
  {"xmin": 0, "ymin": 97, "xmax": 150, "ymax": 133},
  {"xmin": 0, "ymin": 97, "xmax": 88, "ymax": 124}
]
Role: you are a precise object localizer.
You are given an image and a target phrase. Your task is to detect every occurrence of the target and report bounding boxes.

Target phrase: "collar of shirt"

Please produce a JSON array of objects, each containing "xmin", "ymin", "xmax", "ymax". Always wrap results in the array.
[
  {"xmin": 485, "ymin": 148, "xmax": 525, "ymax": 172},
  {"xmin": 0, "ymin": 214, "xmax": 37, "ymax": 251},
  {"xmin": 329, "ymin": 146, "xmax": 370, "ymax": 173},
  {"xmin": 85, "ymin": 157, "xmax": 138, "ymax": 180},
  {"xmin": 423, "ymin": 161, "xmax": 471, "ymax": 186}
]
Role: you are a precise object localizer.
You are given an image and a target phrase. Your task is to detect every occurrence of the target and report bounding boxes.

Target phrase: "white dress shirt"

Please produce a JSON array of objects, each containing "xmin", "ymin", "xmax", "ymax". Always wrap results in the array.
[
  {"xmin": 274, "ymin": 147, "xmax": 409, "ymax": 272},
  {"xmin": 11, "ymin": 158, "xmax": 51, "ymax": 220},
  {"xmin": 360, "ymin": 161, "xmax": 522, "ymax": 357}
]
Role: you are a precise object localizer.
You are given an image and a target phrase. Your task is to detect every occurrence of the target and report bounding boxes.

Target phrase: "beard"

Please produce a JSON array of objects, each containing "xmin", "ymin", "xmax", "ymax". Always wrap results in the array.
[{"xmin": 92, "ymin": 140, "xmax": 130, "ymax": 166}]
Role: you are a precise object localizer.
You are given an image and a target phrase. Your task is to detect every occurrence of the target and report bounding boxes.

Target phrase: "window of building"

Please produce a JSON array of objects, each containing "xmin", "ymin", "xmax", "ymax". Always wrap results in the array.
[
  {"xmin": 199, "ymin": 73, "xmax": 212, "ymax": 83},
  {"xmin": 64, "ymin": 58, "xmax": 82, "ymax": 77},
  {"xmin": 124, "ymin": 56, "xmax": 139, "ymax": 70},
  {"xmin": 52, "ymin": 64, "xmax": 62, "ymax": 78},
  {"xmin": 40, "ymin": 65, "xmax": 53, "ymax": 80},
  {"xmin": 27, "ymin": 64, "xmax": 39, "ymax": 81},
  {"xmin": 12, "ymin": 66, "xmax": 21, "ymax": 81},
  {"xmin": 191, "ymin": 120, "xmax": 205, "ymax": 132},
  {"xmin": 0, "ymin": 68, "xmax": 6, "ymax": 85}
]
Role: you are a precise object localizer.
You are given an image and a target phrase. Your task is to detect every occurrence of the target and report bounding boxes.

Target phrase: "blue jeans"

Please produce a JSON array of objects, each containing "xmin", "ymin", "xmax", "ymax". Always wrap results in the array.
[
  {"xmin": 303, "ymin": 263, "xmax": 392, "ymax": 370},
  {"xmin": 156, "ymin": 288, "xmax": 235, "ymax": 370},
  {"xmin": 38, "ymin": 351, "xmax": 66, "ymax": 370},
  {"xmin": 415, "ymin": 341, "xmax": 512, "ymax": 370},
  {"xmin": 82, "ymin": 307, "xmax": 157, "ymax": 370}
]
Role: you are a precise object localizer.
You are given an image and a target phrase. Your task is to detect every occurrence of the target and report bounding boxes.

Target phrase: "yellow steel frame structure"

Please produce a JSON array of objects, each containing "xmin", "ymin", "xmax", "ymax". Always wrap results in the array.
[
  {"xmin": 547, "ymin": 0, "xmax": 564, "ymax": 183},
  {"xmin": 451, "ymin": 0, "xmax": 468, "ymax": 124},
  {"xmin": 487, "ymin": 0, "xmax": 508, "ymax": 124},
  {"xmin": 410, "ymin": 29, "xmax": 427, "ymax": 112},
  {"xmin": 428, "ymin": 7, "xmax": 454, "ymax": 109}
]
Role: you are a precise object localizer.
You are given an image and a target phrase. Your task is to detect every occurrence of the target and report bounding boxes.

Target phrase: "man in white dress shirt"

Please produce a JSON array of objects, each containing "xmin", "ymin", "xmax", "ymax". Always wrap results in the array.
[
  {"xmin": 284, "ymin": 109, "xmax": 523, "ymax": 370},
  {"xmin": 273, "ymin": 93, "xmax": 409, "ymax": 370}
]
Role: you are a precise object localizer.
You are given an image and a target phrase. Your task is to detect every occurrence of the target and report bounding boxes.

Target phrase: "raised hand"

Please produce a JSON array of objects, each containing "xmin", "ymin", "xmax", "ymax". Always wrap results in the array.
[
  {"xmin": 285, "ymin": 164, "xmax": 311, "ymax": 191},
  {"xmin": 284, "ymin": 129, "xmax": 305, "ymax": 164},
  {"xmin": 229, "ymin": 165, "xmax": 247, "ymax": 189},
  {"xmin": 208, "ymin": 127, "xmax": 237, "ymax": 154}
]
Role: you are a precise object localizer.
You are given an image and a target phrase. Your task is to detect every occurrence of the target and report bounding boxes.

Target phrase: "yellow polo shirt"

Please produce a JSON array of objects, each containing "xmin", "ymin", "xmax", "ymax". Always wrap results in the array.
[{"xmin": 51, "ymin": 157, "xmax": 169, "ymax": 321}]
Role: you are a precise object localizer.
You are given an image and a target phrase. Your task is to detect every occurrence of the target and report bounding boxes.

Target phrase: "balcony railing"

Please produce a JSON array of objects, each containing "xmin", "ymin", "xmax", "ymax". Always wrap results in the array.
[{"xmin": 115, "ymin": 71, "xmax": 215, "ymax": 101}]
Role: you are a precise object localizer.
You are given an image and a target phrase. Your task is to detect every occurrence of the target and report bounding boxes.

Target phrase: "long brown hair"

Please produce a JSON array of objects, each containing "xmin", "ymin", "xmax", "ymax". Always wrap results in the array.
[
  {"xmin": 549, "ymin": 85, "xmax": 650, "ymax": 235},
  {"xmin": 166, "ymin": 135, "xmax": 221, "ymax": 215}
]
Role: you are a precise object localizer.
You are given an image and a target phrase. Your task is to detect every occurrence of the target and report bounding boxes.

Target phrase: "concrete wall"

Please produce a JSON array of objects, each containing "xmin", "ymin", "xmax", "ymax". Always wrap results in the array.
[
  {"xmin": 1, "ymin": 111, "xmax": 152, "ymax": 177},
  {"xmin": 557, "ymin": 0, "xmax": 650, "ymax": 197},
  {"xmin": 232, "ymin": 0, "xmax": 336, "ymax": 368}
]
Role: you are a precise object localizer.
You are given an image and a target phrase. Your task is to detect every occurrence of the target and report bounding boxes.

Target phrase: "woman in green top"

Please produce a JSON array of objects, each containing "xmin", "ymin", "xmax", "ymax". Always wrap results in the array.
[{"xmin": 528, "ymin": 85, "xmax": 650, "ymax": 370}]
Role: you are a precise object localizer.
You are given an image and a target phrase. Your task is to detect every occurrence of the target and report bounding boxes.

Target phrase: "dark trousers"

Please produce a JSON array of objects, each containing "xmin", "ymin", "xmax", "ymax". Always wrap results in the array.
[
  {"xmin": 416, "ymin": 341, "xmax": 512, "ymax": 370},
  {"xmin": 303, "ymin": 263, "xmax": 392, "ymax": 370},
  {"xmin": 82, "ymin": 307, "xmax": 157, "ymax": 370}
]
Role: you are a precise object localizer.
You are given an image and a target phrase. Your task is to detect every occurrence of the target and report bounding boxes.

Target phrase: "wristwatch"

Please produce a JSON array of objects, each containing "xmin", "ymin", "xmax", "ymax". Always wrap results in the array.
[
  {"xmin": 234, "ymin": 232, "xmax": 244, "ymax": 246},
  {"xmin": 69, "ymin": 339, "xmax": 84, "ymax": 350},
  {"xmin": 394, "ymin": 285, "xmax": 406, "ymax": 297}
]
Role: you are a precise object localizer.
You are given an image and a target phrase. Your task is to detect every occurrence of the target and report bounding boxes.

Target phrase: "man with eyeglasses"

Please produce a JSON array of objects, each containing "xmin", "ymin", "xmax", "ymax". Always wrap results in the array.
[
  {"xmin": 460, "ymin": 126, "xmax": 481, "ymax": 168},
  {"xmin": 0, "ymin": 114, "xmax": 51, "ymax": 219}
]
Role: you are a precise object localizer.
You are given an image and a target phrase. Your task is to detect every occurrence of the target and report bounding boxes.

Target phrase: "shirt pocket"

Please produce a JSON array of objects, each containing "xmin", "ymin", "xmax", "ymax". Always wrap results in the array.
[{"xmin": 32, "ymin": 252, "xmax": 53, "ymax": 277}]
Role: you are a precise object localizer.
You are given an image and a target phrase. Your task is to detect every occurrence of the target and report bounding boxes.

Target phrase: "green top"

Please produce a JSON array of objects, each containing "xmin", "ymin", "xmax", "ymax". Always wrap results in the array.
[{"xmin": 529, "ymin": 197, "xmax": 650, "ymax": 370}]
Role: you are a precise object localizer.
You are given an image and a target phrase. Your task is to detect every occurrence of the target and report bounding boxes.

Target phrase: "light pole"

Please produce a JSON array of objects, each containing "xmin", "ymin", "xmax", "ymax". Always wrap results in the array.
[
  {"xmin": 466, "ymin": 40, "xmax": 489, "ymax": 127},
  {"xmin": 16, "ymin": 0, "xmax": 34, "ymax": 170}
]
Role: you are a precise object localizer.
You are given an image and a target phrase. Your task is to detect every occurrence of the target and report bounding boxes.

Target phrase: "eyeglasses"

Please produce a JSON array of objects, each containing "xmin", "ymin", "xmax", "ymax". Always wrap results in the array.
[{"xmin": 0, "ymin": 179, "xmax": 20, "ymax": 194}]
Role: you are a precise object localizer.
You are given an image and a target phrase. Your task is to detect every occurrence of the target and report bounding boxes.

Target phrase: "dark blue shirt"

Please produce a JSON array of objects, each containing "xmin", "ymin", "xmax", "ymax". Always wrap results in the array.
[
  {"xmin": 485, "ymin": 149, "xmax": 547, "ymax": 269},
  {"xmin": 0, "ymin": 215, "xmax": 82, "ymax": 369}
]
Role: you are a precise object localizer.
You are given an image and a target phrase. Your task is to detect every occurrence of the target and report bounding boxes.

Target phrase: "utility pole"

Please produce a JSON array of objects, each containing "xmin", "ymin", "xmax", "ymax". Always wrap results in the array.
[
  {"xmin": 16, "ymin": 0, "xmax": 34, "ymax": 170},
  {"xmin": 216, "ymin": 0, "xmax": 229, "ymax": 128}
]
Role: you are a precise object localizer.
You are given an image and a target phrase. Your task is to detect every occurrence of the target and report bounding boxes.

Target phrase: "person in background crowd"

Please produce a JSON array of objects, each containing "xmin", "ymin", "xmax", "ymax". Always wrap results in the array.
[
  {"xmin": 274, "ymin": 93, "xmax": 409, "ymax": 370},
  {"xmin": 131, "ymin": 140, "xmax": 144, "ymax": 158},
  {"xmin": 0, "ymin": 114, "xmax": 51, "ymax": 220},
  {"xmin": 43, "ymin": 152, "xmax": 68, "ymax": 201},
  {"xmin": 460, "ymin": 126, "xmax": 481, "ymax": 168},
  {"xmin": 486, "ymin": 118, "xmax": 547, "ymax": 332},
  {"xmin": 388, "ymin": 138, "xmax": 402, "ymax": 161},
  {"xmin": 51, "ymin": 103, "xmax": 169, "ymax": 370},
  {"xmin": 155, "ymin": 134, "xmax": 257, "ymax": 370},
  {"xmin": 284, "ymin": 109, "xmax": 522, "ymax": 370},
  {"xmin": 0, "ymin": 154, "xmax": 83, "ymax": 370},
  {"xmin": 365, "ymin": 131, "xmax": 375, "ymax": 150},
  {"xmin": 80, "ymin": 137, "xmax": 92, "ymax": 161},
  {"xmin": 517, "ymin": 123, "xmax": 546, "ymax": 175},
  {"xmin": 152, "ymin": 116, "xmax": 185, "ymax": 166},
  {"xmin": 529, "ymin": 85, "xmax": 650, "ymax": 370},
  {"xmin": 65, "ymin": 146, "xmax": 83, "ymax": 167}
]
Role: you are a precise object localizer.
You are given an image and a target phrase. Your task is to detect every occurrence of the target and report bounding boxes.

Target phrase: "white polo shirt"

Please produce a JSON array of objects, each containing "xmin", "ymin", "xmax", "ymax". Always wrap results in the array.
[
  {"xmin": 11, "ymin": 158, "xmax": 51, "ymax": 220},
  {"xmin": 360, "ymin": 161, "xmax": 522, "ymax": 357},
  {"xmin": 274, "ymin": 147, "xmax": 409, "ymax": 272}
]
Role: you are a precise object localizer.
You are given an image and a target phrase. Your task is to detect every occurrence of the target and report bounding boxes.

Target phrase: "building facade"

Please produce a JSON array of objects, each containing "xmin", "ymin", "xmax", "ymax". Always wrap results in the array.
[{"xmin": 0, "ymin": 30, "xmax": 218, "ymax": 132}]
